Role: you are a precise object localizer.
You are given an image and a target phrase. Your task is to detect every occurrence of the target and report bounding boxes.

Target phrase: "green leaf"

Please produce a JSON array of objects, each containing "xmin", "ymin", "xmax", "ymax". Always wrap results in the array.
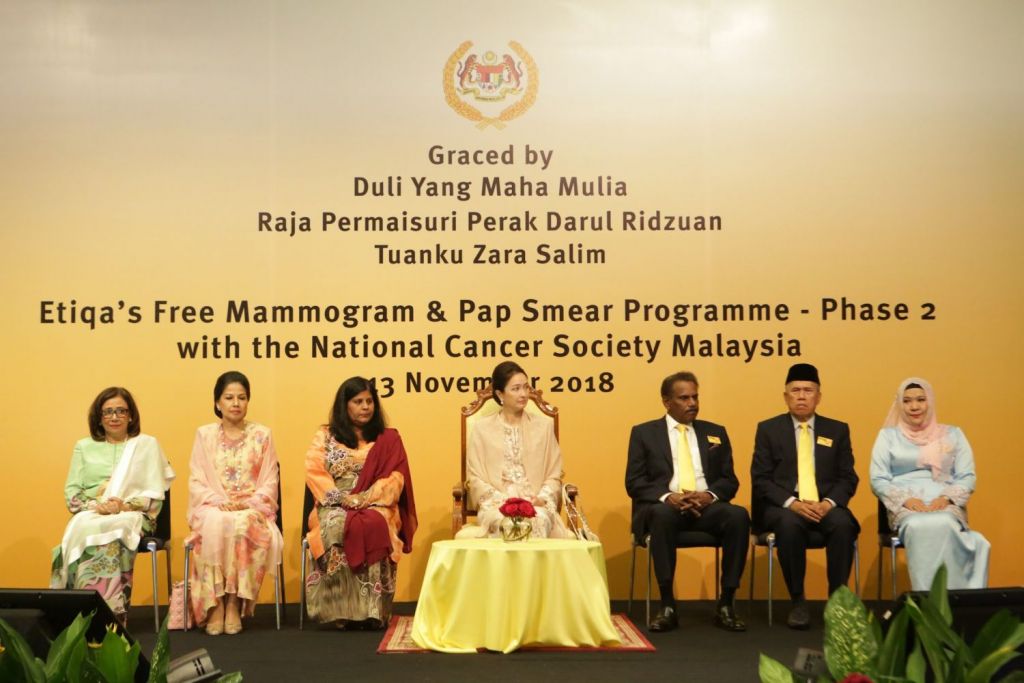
[
  {"xmin": 64, "ymin": 638, "xmax": 88, "ymax": 683},
  {"xmin": 0, "ymin": 650, "xmax": 29, "ymax": 683},
  {"xmin": 0, "ymin": 617, "xmax": 47, "ymax": 683},
  {"xmin": 758, "ymin": 653, "xmax": 796, "ymax": 683},
  {"xmin": 946, "ymin": 644, "xmax": 968, "ymax": 683},
  {"xmin": 876, "ymin": 605, "xmax": 910, "ymax": 677},
  {"xmin": 967, "ymin": 648, "xmax": 1022, "ymax": 683},
  {"xmin": 906, "ymin": 592, "xmax": 968, "ymax": 670},
  {"xmin": 871, "ymin": 611, "xmax": 884, "ymax": 649},
  {"xmin": 215, "ymin": 673, "xmax": 244, "ymax": 683},
  {"xmin": 904, "ymin": 599, "xmax": 951, "ymax": 683},
  {"xmin": 44, "ymin": 611, "xmax": 92, "ymax": 683},
  {"xmin": 146, "ymin": 615, "xmax": 171, "ymax": 683},
  {"xmin": 823, "ymin": 586, "xmax": 879, "ymax": 679},
  {"xmin": 125, "ymin": 641, "xmax": 140, "ymax": 677},
  {"xmin": 906, "ymin": 639, "xmax": 926, "ymax": 683},
  {"xmin": 995, "ymin": 671, "xmax": 1024, "ymax": 682},
  {"xmin": 917, "ymin": 594, "xmax": 968, "ymax": 657},
  {"xmin": 970, "ymin": 613, "xmax": 1024, "ymax": 663},
  {"xmin": 80, "ymin": 656, "xmax": 112, "ymax": 683},
  {"xmin": 90, "ymin": 628, "xmax": 135, "ymax": 683},
  {"xmin": 927, "ymin": 565, "xmax": 953, "ymax": 626}
]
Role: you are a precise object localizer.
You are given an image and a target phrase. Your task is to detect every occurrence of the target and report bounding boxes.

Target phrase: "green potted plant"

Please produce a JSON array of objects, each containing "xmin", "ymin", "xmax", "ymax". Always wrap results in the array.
[
  {"xmin": 0, "ymin": 611, "xmax": 242, "ymax": 682},
  {"xmin": 759, "ymin": 566, "xmax": 1024, "ymax": 682}
]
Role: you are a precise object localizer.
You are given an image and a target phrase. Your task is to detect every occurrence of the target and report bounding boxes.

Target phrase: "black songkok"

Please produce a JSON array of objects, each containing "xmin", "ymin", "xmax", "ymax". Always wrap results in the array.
[{"xmin": 785, "ymin": 363, "xmax": 820, "ymax": 385}]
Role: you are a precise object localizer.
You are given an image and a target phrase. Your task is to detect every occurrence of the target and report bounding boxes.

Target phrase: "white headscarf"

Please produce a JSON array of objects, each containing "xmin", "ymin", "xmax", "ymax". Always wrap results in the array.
[{"xmin": 882, "ymin": 377, "xmax": 952, "ymax": 481}]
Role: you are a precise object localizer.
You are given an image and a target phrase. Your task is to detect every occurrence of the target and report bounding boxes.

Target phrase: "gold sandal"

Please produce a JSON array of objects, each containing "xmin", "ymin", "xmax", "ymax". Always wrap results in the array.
[
  {"xmin": 205, "ymin": 602, "xmax": 225, "ymax": 636},
  {"xmin": 224, "ymin": 595, "xmax": 243, "ymax": 635}
]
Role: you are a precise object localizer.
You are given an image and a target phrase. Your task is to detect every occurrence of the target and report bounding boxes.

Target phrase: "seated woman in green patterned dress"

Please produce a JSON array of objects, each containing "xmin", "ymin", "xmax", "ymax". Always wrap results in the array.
[{"xmin": 51, "ymin": 387, "xmax": 174, "ymax": 623}]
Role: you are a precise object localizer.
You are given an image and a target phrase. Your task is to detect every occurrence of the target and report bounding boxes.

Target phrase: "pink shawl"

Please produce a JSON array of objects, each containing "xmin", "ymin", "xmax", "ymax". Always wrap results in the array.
[
  {"xmin": 882, "ymin": 377, "xmax": 952, "ymax": 481},
  {"xmin": 186, "ymin": 422, "xmax": 283, "ymax": 567}
]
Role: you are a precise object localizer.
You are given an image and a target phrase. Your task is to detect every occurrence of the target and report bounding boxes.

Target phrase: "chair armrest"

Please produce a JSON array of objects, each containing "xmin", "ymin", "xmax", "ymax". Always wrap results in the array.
[
  {"xmin": 452, "ymin": 483, "xmax": 466, "ymax": 536},
  {"xmin": 564, "ymin": 483, "xmax": 578, "ymax": 503},
  {"xmin": 563, "ymin": 483, "xmax": 593, "ymax": 540}
]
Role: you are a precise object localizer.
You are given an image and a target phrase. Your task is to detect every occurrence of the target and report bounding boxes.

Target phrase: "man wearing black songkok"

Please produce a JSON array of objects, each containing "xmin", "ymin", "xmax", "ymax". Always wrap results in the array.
[{"xmin": 750, "ymin": 363, "xmax": 859, "ymax": 629}]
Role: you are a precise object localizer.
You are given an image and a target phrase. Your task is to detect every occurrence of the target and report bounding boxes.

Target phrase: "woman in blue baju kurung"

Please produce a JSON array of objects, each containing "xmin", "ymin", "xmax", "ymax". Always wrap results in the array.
[{"xmin": 869, "ymin": 377, "xmax": 989, "ymax": 590}]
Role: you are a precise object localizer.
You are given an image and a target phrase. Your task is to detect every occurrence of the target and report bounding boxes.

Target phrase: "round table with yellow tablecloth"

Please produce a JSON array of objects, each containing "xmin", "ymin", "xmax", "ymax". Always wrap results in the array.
[{"xmin": 411, "ymin": 538, "xmax": 621, "ymax": 653}]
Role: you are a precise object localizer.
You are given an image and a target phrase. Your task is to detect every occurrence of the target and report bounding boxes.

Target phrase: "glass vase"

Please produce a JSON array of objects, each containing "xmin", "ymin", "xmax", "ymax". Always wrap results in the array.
[{"xmin": 499, "ymin": 516, "xmax": 533, "ymax": 542}]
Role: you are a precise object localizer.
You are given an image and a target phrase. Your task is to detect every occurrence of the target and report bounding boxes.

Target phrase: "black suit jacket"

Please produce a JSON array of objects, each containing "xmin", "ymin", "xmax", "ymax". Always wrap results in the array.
[
  {"xmin": 750, "ymin": 413, "xmax": 858, "ymax": 527},
  {"xmin": 625, "ymin": 417, "xmax": 740, "ymax": 539}
]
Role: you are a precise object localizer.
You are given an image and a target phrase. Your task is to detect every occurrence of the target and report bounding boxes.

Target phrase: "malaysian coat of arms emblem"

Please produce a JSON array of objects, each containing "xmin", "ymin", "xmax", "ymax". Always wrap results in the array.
[{"xmin": 444, "ymin": 41, "xmax": 538, "ymax": 129}]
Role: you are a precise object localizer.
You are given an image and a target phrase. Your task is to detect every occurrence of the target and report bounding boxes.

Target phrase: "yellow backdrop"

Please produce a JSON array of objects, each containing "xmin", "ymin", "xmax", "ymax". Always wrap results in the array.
[{"xmin": 1, "ymin": 1, "xmax": 1021, "ymax": 608}]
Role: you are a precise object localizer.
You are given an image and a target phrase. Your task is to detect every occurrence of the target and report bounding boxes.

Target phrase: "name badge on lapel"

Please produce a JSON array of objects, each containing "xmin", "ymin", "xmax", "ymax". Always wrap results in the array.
[
  {"xmin": 707, "ymin": 435, "xmax": 721, "ymax": 445},
  {"xmin": 816, "ymin": 436, "xmax": 833, "ymax": 447}
]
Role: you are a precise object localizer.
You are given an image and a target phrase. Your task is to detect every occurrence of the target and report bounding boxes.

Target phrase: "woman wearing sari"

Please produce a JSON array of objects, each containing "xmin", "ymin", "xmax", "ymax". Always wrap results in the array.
[
  {"xmin": 186, "ymin": 371, "xmax": 283, "ymax": 635},
  {"xmin": 869, "ymin": 377, "xmax": 990, "ymax": 590},
  {"xmin": 304, "ymin": 377, "xmax": 417, "ymax": 629},
  {"xmin": 465, "ymin": 361, "xmax": 572, "ymax": 539},
  {"xmin": 51, "ymin": 387, "xmax": 174, "ymax": 623}
]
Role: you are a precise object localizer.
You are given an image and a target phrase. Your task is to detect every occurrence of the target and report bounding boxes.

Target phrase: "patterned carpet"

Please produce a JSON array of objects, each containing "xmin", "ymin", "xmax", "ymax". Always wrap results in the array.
[{"xmin": 377, "ymin": 613, "xmax": 655, "ymax": 653}]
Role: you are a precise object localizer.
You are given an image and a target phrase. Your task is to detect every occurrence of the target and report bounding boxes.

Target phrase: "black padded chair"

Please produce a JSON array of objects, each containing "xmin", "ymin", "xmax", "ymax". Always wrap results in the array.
[
  {"xmin": 747, "ymin": 500, "xmax": 860, "ymax": 626},
  {"xmin": 137, "ymin": 492, "xmax": 173, "ymax": 633},
  {"xmin": 183, "ymin": 481, "xmax": 286, "ymax": 631},
  {"xmin": 877, "ymin": 499, "xmax": 903, "ymax": 600},
  {"xmin": 298, "ymin": 485, "xmax": 316, "ymax": 630},
  {"xmin": 627, "ymin": 520, "xmax": 721, "ymax": 626}
]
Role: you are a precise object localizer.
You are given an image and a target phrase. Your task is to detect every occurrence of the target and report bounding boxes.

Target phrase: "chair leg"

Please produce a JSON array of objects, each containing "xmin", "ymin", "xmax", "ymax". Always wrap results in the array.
[
  {"xmin": 274, "ymin": 569, "xmax": 281, "ymax": 631},
  {"xmin": 299, "ymin": 540, "xmax": 307, "ymax": 631},
  {"xmin": 148, "ymin": 542, "xmax": 159, "ymax": 633},
  {"xmin": 278, "ymin": 562, "xmax": 286, "ymax": 625},
  {"xmin": 714, "ymin": 547, "xmax": 721, "ymax": 602},
  {"xmin": 767, "ymin": 538, "xmax": 774, "ymax": 627},
  {"xmin": 183, "ymin": 545, "xmax": 191, "ymax": 632},
  {"xmin": 890, "ymin": 541, "xmax": 898, "ymax": 600},
  {"xmin": 853, "ymin": 541, "xmax": 861, "ymax": 597},
  {"xmin": 747, "ymin": 540, "xmax": 755, "ymax": 619},
  {"xmin": 877, "ymin": 544, "xmax": 883, "ymax": 601},
  {"xmin": 164, "ymin": 548, "xmax": 172, "ymax": 607},
  {"xmin": 645, "ymin": 544, "xmax": 652, "ymax": 627},
  {"xmin": 627, "ymin": 544, "xmax": 636, "ymax": 616}
]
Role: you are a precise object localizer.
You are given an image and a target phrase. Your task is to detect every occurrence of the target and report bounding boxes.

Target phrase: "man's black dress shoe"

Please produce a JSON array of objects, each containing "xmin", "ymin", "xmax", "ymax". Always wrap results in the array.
[
  {"xmin": 713, "ymin": 603, "xmax": 747, "ymax": 632},
  {"xmin": 787, "ymin": 602, "xmax": 811, "ymax": 630},
  {"xmin": 648, "ymin": 606, "xmax": 678, "ymax": 632}
]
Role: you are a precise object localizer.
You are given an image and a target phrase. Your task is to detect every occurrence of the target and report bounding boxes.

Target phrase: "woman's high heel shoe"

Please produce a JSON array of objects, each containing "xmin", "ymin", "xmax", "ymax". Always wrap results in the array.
[
  {"xmin": 205, "ymin": 601, "xmax": 225, "ymax": 636},
  {"xmin": 224, "ymin": 595, "xmax": 243, "ymax": 635}
]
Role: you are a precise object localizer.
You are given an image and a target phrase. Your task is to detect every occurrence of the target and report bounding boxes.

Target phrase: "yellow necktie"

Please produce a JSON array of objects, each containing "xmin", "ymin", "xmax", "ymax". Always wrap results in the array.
[
  {"xmin": 797, "ymin": 423, "xmax": 819, "ymax": 501},
  {"xmin": 676, "ymin": 424, "xmax": 696, "ymax": 492}
]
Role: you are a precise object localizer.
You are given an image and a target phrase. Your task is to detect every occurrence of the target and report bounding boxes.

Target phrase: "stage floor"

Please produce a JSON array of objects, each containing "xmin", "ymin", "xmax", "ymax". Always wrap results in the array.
[{"xmin": 128, "ymin": 600, "xmax": 854, "ymax": 682}]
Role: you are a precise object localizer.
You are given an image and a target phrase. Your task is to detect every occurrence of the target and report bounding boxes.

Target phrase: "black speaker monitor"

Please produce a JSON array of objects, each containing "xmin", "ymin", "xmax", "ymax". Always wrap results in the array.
[{"xmin": 0, "ymin": 588, "xmax": 150, "ymax": 681}]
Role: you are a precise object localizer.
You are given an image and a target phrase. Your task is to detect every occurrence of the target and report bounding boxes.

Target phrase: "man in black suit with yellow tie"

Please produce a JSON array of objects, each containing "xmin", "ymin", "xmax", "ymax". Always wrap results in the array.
[
  {"xmin": 626, "ymin": 371, "xmax": 750, "ymax": 633},
  {"xmin": 750, "ymin": 363, "xmax": 859, "ymax": 629}
]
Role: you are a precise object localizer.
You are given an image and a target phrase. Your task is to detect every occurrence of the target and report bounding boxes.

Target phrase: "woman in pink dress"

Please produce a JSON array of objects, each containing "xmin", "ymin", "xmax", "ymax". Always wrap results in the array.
[{"xmin": 187, "ymin": 371, "xmax": 283, "ymax": 635}]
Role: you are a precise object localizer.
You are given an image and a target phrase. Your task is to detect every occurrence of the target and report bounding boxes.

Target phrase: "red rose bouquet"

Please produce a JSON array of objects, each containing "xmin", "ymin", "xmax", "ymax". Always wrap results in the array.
[
  {"xmin": 498, "ymin": 497, "xmax": 536, "ymax": 542},
  {"xmin": 499, "ymin": 497, "xmax": 537, "ymax": 521}
]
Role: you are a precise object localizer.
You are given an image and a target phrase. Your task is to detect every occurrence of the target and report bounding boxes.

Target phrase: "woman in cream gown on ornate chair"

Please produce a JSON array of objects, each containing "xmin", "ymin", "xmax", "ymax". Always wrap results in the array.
[{"xmin": 465, "ymin": 361, "xmax": 572, "ymax": 539}]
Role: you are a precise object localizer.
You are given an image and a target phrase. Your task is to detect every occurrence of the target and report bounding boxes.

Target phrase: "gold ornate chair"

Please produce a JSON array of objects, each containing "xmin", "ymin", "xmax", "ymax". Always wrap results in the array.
[{"xmin": 451, "ymin": 384, "xmax": 591, "ymax": 539}]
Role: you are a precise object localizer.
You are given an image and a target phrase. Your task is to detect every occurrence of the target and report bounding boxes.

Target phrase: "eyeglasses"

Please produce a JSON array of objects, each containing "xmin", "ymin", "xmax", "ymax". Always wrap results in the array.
[{"xmin": 101, "ymin": 408, "xmax": 130, "ymax": 418}]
